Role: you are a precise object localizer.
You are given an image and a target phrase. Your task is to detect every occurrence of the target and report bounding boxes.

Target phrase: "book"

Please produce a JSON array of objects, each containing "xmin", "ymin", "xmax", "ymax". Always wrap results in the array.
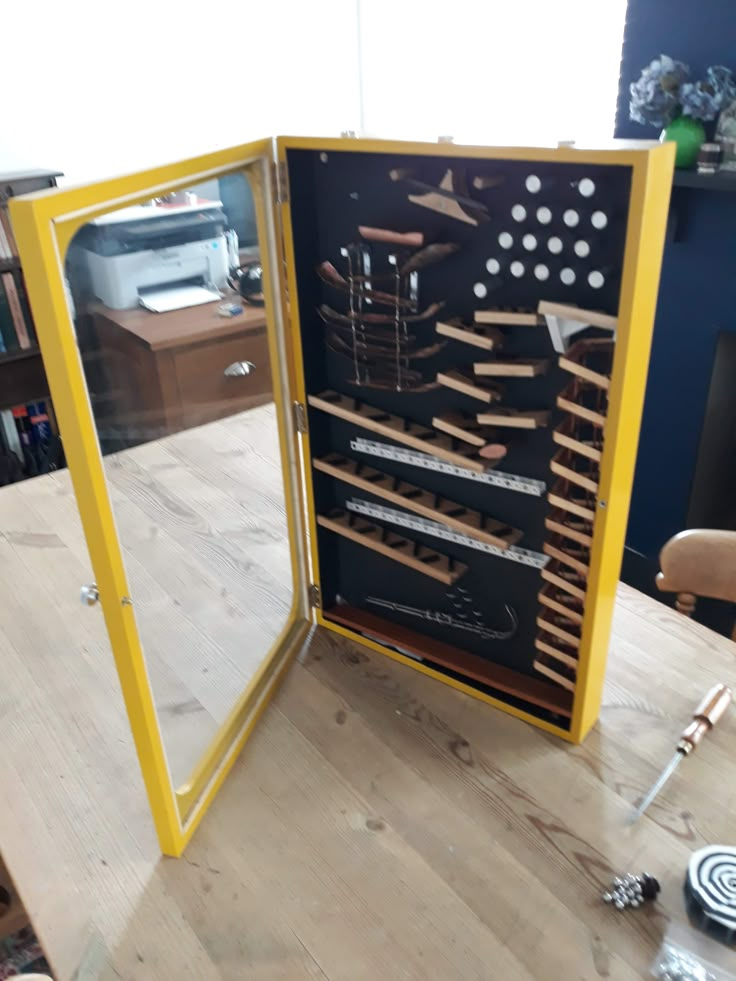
[
  {"xmin": 0, "ymin": 409, "xmax": 22, "ymax": 461},
  {"xmin": 12, "ymin": 405, "xmax": 33, "ymax": 450},
  {"xmin": 0, "ymin": 275, "xmax": 18, "ymax": 352},
  {"xmin": 0, "ymin": 208, "xmax": 18, "ymax": 257},
  {"xmin": 27, "ymin": 401, "xmax": 52, "ymax": 442},
  {"xmin": 15, "ymin": 273, "xmax": 36, "ymax": 344},
  {"xmin": 1, "ymin": 271, "xmax": 31, "ymax": 348},
  {"xmin": 0, "ymin": 213, "xmax": 9, "ymax": 259}
]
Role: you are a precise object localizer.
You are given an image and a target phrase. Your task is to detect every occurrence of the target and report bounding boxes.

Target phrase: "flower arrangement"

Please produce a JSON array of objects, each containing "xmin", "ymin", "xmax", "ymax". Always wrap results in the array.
[{"xmin": 630, "ymin": 57, "xmax": 736, "ymax": 127}]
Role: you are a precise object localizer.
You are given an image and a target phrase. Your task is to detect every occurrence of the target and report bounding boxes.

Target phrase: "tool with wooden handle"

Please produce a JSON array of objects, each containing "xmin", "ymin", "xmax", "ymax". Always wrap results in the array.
[{"xmin": 629, "ymin": 683, "xmax": 732, "ymax": 822}]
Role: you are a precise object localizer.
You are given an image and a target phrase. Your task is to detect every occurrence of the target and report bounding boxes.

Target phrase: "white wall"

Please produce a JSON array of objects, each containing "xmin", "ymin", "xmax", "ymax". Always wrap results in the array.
[
  {"xmin": 0, "ymin": 0, "xmax": 362, "ymax": 184},
  {"xmin": 0, "ymin": 0, "xmax": 628, "ymax": 185},
  {"xmin": 358, "ymin": 0, "xmax": 628, "ymax": 146}
]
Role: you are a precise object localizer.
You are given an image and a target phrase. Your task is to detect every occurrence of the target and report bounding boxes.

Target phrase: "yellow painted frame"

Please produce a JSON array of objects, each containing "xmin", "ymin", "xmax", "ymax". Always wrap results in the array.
[
  {"xmin": 9, "ymin": 135, "xmax": 674, "ymax": 857},
  {"xmin": 277, "ymin": 135, "xmax": 675, "ymax": 745},
  {"xmin": 10, "ymin": 140, "xmax": 312, "ymax": 856}
]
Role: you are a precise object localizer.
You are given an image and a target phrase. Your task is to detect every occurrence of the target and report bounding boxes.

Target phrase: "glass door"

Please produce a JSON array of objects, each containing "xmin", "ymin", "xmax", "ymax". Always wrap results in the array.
[{"xmin": 10, "ymin": 141, "xmax": 311, "ymax": 856}]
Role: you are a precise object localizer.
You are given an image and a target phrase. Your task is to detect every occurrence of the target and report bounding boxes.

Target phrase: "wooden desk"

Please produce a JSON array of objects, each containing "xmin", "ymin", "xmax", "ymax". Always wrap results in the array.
[
  {"xmin": 89, "ymin": 299, "xmax": 271, "ymax": 441},
  {"xmin": 1, "ymin": 409, "xmax": 735, "ymax": 979}
]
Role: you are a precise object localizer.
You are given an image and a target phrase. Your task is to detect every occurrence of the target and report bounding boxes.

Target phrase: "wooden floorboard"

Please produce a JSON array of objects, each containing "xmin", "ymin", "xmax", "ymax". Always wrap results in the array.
[{"xmin": 1, "ymin": 405, "xmax": 735, "ymax": 979}]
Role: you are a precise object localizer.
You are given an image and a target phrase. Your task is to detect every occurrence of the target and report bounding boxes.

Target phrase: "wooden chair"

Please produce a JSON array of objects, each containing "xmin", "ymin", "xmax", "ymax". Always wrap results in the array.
[{"xmin": 656, "ymin": 529, "xmax": 736, "ymax": 641}]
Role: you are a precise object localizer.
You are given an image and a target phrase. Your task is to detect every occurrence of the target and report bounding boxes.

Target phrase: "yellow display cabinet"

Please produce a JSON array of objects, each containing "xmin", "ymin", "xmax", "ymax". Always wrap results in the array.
[{"xmin": 10, "ymin": 136, "xmax": 675, "ymax": 855}]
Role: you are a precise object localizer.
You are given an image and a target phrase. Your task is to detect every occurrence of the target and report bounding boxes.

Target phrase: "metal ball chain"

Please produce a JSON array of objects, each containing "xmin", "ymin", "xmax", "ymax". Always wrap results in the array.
[
  {"xmin": 601, "ymin": 872, "xmax": 660, "ymax": 910},
  {"xmin": 653, "ymin": 946, "xmax": 715, "ymax": 981}
]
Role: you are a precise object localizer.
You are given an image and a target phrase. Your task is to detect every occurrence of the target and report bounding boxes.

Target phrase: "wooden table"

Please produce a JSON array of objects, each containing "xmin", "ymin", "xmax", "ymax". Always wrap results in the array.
[
  {"xmin": 89, "ymin": 299, "xmax": 271, "ymax": 442},
  {"xmin": 1, "ymin": 410, "xmax": 735, "ymax": 980}
]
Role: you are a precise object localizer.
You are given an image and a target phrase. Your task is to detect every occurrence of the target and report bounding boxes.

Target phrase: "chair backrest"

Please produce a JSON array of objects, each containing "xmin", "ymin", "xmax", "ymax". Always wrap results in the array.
[{"xmin": 656, "ymin": 528, "xmax": 736, "ymax": 638}]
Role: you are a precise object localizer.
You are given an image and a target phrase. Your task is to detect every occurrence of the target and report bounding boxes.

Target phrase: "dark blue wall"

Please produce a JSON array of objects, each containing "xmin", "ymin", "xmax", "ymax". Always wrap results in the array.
[{"xmin": 616, "ymin": 0, "xmax": 736, "ymax": 557}]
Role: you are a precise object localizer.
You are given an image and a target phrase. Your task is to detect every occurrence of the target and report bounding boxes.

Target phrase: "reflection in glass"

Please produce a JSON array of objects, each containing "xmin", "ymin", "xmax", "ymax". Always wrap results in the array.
[{"xmin": 64, "ymin": 173, "xmax": 292, "ymax": 785}]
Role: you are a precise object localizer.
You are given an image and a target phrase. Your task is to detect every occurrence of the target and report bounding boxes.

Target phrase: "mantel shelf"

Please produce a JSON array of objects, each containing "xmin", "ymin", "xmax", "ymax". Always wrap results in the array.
[{"xmin": 673, "ymin": 169, "xmax": 736, "ymax": 192}]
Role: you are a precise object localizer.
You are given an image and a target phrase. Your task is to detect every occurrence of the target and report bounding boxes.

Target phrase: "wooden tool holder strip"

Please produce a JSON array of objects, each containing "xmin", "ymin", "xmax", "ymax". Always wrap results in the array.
[
  {"xmin": 474, "ymin": 309, "xmax": 544, "ymax": 326},
  {"xmin": 537, "ymin": 582, "xmax": 584, "ymax": 626},
  {"xmin": 536, "ymin": 613, "xmax": 581, "ymax": 650},
  {"xmin": 313, "ymin": 453, "xmax": 522, "ymax": 549},
  {"xmin": 541, "ymin": 559, "xmax": 587, "ymax": 601},
  {"xmin": 476, "ymin": 407, "xmax": 550, "ymax": 430},
  {"xmin": 537, "ymin": 301, "xmax": 618, "ymax": 332},
  {"xmin": 543, "ymin": 535, "xmax": 590, "ymax": 577},
  {"xmin": 533, "ymin": 652, "xmax": 577, "ymax": 693},
  {"xmin": 533, "ymin": 326, "xmax": 609, "ymax": 693},
  {"xmin": 317, "ymin": 509, "xmax": 467, "ymax": 585},
  {"xmin": 553, "ymin": 416, "xmax": 603, "ymax": 464},
  {"xmin": 534, "ymin": 631, "xmax": 579, "ymax": 671},
  {"xmin": 558, "ymin": 339, "xmax": 614, "ymax": 391},
  {"xmin": 324, "ymin": 604, "xmax": 573, "ymax": 719},
  {"xmin": 550, "ymin": 448, "xmax": 600, "ymax": 495},
  {"xmin": 473, "ymin": 358, "xmax": 548, "ymax": 378},
  {"xmin": 436, "ymin": 369, "xmax": 504, "ymax": 404},
  {"xmin": 308, "ymin": 391, "xmax": 491, "ymax": 473},
  {"xmin": 432, "ymin": 412, "xmax": 500, "ymax": 448},
  {"xmin": 556, "ymin": 378, "xmax": 608, "ymax": 428},
  {"xmin": 547, "ymin": 479, "xmax": 597, "ymax": 522},
  {"xmin": 545, "ymin": 509, "xmax": 593, "ymax": 549},
  {"xmin": 436, "ymin": 318, "xmax": 504, "ymax": 350}
]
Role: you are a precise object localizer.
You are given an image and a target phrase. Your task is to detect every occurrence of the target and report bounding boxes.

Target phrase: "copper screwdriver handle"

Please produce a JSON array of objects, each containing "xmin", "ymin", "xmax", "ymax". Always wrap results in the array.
[{"xmin": 677, "ymin": 683, "xmax": 732, "ymax": 754}]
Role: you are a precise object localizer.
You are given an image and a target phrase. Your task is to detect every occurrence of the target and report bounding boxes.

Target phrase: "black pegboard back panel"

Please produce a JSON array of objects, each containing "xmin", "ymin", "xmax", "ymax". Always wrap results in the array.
[{"xmin": 286, "ymin": 147, "xmax": 632, "ymax": 719}]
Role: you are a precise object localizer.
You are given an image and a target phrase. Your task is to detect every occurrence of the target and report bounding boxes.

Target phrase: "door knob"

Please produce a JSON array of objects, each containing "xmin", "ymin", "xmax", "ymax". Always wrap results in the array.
[
  {"xmin": 80, "ymin": 583, "xmax": 100, "ymax": 606},
  {"xmin": 224, "ymin": 361, "xmax": 255, "ymax": 377}
]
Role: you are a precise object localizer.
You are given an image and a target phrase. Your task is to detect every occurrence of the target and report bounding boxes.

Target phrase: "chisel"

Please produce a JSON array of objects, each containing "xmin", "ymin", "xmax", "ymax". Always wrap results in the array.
[{"xmin": 629, "ymin": 683, "xmax": 732, "ymax": 823}]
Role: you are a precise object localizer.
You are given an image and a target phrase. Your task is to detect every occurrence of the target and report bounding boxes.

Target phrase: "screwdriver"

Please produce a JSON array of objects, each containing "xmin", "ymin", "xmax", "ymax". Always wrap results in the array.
[{"xmin": 628, "ymin": 683, "xmax": 732, "ymax": 823}]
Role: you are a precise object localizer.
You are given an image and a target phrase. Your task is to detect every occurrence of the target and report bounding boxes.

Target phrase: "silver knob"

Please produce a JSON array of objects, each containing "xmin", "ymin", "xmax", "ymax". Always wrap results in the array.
[
  {"xmin": 80, "ymin": 583, "xmax": 100, "ymax": 606},
  {"xmin": 224, "ymin": 361, "xmax": 255, "ymax": 377}
]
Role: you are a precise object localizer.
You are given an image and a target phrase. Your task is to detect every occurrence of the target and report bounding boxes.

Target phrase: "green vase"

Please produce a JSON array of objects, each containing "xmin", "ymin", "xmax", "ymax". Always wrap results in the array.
[{"xmin": 660, "ymin": 116, "xmax": 706, "ymax": 169}]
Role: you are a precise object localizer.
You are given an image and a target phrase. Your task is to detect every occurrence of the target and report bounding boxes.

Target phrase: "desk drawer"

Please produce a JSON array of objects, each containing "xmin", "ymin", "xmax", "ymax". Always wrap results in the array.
[{"xmin": 173, "ymin": 328, "xmax": 272, "ymax": 421}]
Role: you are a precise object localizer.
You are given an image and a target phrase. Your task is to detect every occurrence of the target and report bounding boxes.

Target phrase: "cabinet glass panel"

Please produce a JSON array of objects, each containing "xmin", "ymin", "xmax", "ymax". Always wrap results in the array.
[{"xmin": 63, "ymin": 176, "xmax": 293, "ymax": 786}]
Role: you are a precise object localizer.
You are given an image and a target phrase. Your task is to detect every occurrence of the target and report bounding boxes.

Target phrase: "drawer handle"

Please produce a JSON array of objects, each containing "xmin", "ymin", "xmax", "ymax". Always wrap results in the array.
[{"xmin": 224, "ymin": 361, "xmax": 256, "ymax": 377}]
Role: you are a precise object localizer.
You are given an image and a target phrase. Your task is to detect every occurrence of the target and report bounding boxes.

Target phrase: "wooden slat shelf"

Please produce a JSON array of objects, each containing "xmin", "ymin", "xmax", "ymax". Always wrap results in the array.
[
  {"xmin": 317, "ymin": 508, "xmax": 467, "ymax": 585},
  {"xmin": 314, "ymin": 453, "xmax": 521, "ymax": 549},
  {"xmin": 308, "ymin": 390, "xmax": 494, "ymax": 473}
]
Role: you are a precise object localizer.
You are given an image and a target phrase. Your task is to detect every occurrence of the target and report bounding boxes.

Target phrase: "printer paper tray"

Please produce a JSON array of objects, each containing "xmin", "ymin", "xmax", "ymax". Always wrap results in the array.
[{"xmin": 138, "ymin": 284, "xmax": 221, "ymax": 313}]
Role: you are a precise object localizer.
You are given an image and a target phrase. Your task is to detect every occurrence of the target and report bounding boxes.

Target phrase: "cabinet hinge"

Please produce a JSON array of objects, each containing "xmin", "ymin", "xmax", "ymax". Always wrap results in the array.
[
  {"xmin": 308, "ymin": 583, "xmax": 321, "ymax": 608},
  {"xmin": 274, "ymin": 160, "xmax": 289, "ymax": 204},
  {"xmin": 293, "ymin": 400, "xmax": 308, "ymax": 434}
]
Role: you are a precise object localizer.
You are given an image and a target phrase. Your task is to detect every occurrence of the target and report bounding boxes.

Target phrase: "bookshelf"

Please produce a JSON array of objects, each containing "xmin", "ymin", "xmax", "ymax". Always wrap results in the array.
[{"xmin": 0, "ymin": 169, "xmax": 63, "ymax": 482}]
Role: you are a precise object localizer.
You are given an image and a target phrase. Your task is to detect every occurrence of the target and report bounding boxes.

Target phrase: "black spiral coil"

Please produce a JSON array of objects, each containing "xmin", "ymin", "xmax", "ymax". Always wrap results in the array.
[{"xmin": 685, "ymin": 845, "xmax": 736, "ymax": 946}]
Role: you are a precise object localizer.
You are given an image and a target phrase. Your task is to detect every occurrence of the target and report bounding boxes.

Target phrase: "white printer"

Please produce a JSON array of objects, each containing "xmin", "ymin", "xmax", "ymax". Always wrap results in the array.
[{"xmin": 77, "ymin": 199, "xmax": 232, "ymax": 310}]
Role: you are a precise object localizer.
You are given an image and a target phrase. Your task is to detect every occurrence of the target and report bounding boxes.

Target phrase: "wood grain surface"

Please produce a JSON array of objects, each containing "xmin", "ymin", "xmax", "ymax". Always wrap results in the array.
[{"xmin": 1, "ymin": 407, "xmax": 735, "ymax": 980}]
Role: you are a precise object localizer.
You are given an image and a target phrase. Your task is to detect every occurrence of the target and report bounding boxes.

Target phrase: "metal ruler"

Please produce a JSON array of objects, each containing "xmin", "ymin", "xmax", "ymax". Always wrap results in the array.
[
  {"xmin": 350, "ymin": 437, "xmax": 546, "ymax": 497},
  {"xmin": 346, "ymin": 498, "xmax": 549, "ymax": 569}
]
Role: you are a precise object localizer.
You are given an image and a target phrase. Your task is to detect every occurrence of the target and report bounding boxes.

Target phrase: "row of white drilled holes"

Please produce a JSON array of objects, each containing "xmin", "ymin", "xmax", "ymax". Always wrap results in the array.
[
  {"xmin": 510, "ymin": 204, "xmax": 608, "ymax": 228},
  {"xmin": 475, "ymin": 175, "xmax": 610, "ymax": 293},
  {"xmin": 475, "ymin": 264, "xmax": 604, "ymax": 292}
]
